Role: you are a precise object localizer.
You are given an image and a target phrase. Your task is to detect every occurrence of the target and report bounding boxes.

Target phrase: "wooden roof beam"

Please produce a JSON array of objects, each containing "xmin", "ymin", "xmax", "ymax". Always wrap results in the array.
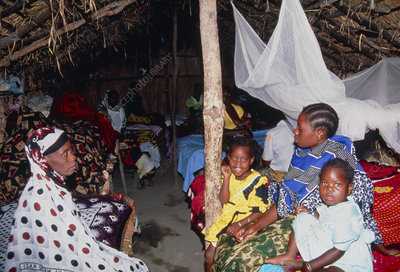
[
  {"xmin": 0, "ymin": 7, "xmax": 50, "ymax": 49},
  {"xmin": 0, "ymin": 18, "xmax": 15, "ymax": 32},
  {"xmin": 316, "ymin": 30, "xmax": 372, "ymax": 75},
  {"xmin": 0, "ymin": 0, "xmax": 24, "ymax": 18},
  {"xmin": 333, "ymin": 3, "xmax": 400, "ymax": 48},
  {"xmin": 0, "ymin": 0, "xmax": 138, "ymax": 67},
  {"xmin": 314, "ymin": 18, "xmax": 378, "ymax": 61}
]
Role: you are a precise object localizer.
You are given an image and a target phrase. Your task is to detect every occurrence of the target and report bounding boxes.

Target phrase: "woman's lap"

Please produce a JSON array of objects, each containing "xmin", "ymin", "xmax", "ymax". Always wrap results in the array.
[{"xmin": 213, "ymin": 217, "xmax": 293, "ymax": 272}]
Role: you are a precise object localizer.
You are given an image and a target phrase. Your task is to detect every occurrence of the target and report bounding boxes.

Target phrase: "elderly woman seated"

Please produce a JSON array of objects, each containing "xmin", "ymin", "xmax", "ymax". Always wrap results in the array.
[{"xmin": 5, "ymin": 127, "xmax": 148, "ymax": 271}]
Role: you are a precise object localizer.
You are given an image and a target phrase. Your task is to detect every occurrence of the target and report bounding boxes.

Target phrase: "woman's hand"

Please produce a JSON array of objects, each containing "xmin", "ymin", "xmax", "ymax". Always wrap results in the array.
[
  {"xmin": 295, "ymin": 205, "xmax": 308, "ymax": 215},
  {"xmin": 226, "ymin": 222, "xmax": 243, "ymax": 237},
  {"xmin": 235, "ymin": 223, "xmax": 258, "ymax": 242},
  {"xmin": 281, "ymin": 260, "xmax": 303, "ymax": 272},
  {"xmin": 221, "ymin": 164, "xmax": 231, "ymax": 180},
  {"xmin": 101, "ymin": 170, "xmax": 111, "ymax": 195}
]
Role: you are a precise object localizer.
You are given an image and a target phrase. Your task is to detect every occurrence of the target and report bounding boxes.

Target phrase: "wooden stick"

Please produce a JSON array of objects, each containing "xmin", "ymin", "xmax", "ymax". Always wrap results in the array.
[
  {"xmin": 333, "ymin": 3, "xmax": 400, "ymax": 48},
  {"xmin": 171, "ymin": 0, "xmax": 178, "ymax": 185},
  {"xmin": 0, "ymin": 0, "xmax": 136, "ymax": 67},
  {"xmin": 200, "ymin": 0, "xmax": 224, "ymax": 229},
  {"xmin": 0, "ymin": 8, "xmax": 51, "ymax": 50}
]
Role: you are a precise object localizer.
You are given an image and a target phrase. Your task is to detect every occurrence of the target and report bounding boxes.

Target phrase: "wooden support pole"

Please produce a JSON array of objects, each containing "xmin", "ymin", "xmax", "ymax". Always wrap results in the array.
[
  {"xmin": 199, "ymin": 0, "xmax": 224, "ymax": 229},
  {"xmin": 171, "ymin": 0, "xmax": 178, "ymax": 184}
]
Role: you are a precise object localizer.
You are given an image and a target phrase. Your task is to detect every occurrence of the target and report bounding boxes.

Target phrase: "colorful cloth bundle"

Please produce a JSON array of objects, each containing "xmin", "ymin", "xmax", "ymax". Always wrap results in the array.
[
  {"xmin": 360, "ymin": 160, "xmax": 400, "ymax": 272},
  {"xmin": 74, "ymin": 195, "xmax": 132, "ymax": 249},
  {"xmin": 0, "ymin": 133, "xmax": 30, "ymax": 204},
  {"xmin": 51, "ymin": 93, "xmax": 118, "ymax": 152},
  {"xmin": 188, "ymin": 174, "xmax": 205, "ymax": 233},
  {"xmin": 0, "ymin": 108, "xmax": 49, "ymax": 204},
  {"xmin": 373, "ymin": 249, "xmax": 400, "ymax": 272},
  {"xmin": 361, "ymin": 160, "xmax": 400, "ymax": 245},
  {"xmin": 372, "ymin": 175, "xmax": 400, "ymax": 245}
]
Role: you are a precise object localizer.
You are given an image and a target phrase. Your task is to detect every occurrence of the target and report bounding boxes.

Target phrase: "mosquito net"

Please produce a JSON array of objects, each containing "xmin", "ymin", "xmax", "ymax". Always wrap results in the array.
[{"xmin": 232, "ymin": 0, "xmax": 400, "ymax": 153}]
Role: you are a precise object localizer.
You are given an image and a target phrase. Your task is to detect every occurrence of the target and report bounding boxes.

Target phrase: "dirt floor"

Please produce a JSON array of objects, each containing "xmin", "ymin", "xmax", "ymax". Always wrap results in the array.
[{"xmin": 113, "ymin": 160, "xmax": 204, "ymax": 272}]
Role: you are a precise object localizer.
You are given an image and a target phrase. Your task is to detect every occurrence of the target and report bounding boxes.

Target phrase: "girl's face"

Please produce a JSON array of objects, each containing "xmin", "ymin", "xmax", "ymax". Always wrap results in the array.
[
  {"xmin": 293, "ymin": 113, "xmax": 324, "ymax": 148},
  {"xmin": 319, "ymin": 167, "xmax": 352, "ymax": 206},
  {"xmin": 228, "ymin": 146, "xmax": 254, "ymax": 180}
]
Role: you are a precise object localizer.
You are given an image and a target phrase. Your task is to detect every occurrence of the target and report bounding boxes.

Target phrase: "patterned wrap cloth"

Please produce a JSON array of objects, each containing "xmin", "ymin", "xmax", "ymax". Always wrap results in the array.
[
  {"xmin": 213, "ymin": 135, "xmax": 382, "ymax": 272},
  {"xmin": 5, "ymin": 127, "xmax": 148, "ymax": 272}
]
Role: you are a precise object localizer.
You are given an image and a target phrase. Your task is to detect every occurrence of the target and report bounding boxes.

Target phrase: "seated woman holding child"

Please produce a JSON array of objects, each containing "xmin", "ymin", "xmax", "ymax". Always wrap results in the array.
[
  {"xmin": 262, "ymin": 158, "xmax": 375, "ymax": 272},
  {"xmin": 212, "ymin": 103, "xmax": 396, "ymax": 272}
]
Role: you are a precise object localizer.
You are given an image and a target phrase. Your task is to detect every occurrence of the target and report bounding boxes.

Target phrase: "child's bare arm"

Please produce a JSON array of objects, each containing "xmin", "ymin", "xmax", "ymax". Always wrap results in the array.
[
  {"xmin": 303, "ymin": 248, "xmax": 345, "ymax": 271},
  {"xmin": 219, "ymin": 164, "xmax": 231, "ymax": 204}
]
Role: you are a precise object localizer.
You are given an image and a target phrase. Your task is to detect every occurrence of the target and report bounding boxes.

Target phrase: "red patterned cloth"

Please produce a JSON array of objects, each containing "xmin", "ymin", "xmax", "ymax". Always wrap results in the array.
[
  {"xmin": 373, "ymin": 249, "xmax": 400, "ymax": 272},
  {"xmin": 361, "ymin": 160, "xmax": 400, "ymax": 245},
  {"xmin": 360, "ymin": 160, "xmax": 398, "ymax": 180},
  {"xmin": 372, "ymin": 174, "xmax": 400, "ymax": 245},
  {"xmin": 188, "ymin": 174, "xmax": 205, "ymax": 233},
  {"xmin": 51, "ymin": 93, "xmax": 118, "ymax": 152}
]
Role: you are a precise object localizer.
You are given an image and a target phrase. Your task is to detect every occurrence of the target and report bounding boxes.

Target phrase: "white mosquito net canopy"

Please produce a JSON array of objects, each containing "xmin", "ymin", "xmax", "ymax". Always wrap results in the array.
[{"xmin": 232, "ymin": 0, "xmax": 400, "ymax": 153}]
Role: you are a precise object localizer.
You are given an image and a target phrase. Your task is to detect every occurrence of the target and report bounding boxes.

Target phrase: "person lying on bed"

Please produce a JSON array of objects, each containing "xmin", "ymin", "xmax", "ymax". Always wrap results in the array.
[{"xmin": 5, "ymin": 126, "xmax": 148, "ymax": 272}]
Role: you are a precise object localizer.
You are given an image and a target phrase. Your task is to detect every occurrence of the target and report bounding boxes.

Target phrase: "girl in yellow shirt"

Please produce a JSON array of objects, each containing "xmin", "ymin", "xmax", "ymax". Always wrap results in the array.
[{"xmin": 204, "ymin": 137, "xmax": 271, "ymax": 271}]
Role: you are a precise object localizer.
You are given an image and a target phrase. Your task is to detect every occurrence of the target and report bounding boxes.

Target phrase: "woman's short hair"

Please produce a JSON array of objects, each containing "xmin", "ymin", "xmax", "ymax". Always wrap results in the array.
[
  {"xmin": 228, "ymin": 136, "xmax": 255, "ymax": 158},
  {"xmin": 320, "ymin": 158, "xmax": 354, "ymax": 184},
  {"xmin": 302, "ymin": 103, "xmax": 339, "ymax": 138}
]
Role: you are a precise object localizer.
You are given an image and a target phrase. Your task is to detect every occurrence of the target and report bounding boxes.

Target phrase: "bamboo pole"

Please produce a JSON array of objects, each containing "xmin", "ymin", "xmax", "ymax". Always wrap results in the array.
[{"xmin": 199, "ymin": 0, "xmax": 224, "ymax": 229}]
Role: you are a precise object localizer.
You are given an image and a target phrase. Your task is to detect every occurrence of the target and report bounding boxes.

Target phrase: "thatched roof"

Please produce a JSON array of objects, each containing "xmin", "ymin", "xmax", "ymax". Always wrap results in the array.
[
  {"xmin": 1, "ymin": 0, "xmax": 399, "ymax": 90},
  {"xmin": 0, "ymin": 0, "xmax": 148, "ymax": 78},
  {"xmin": 218, "ymin": 0, "xmax": 400, "ymax": 78}
]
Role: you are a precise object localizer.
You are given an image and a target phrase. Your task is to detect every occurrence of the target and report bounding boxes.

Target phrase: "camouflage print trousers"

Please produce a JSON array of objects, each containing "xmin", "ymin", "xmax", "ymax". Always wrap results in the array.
[{"xmin": 213, "ymin": 217, "xmax": 294, "ymax": 272}]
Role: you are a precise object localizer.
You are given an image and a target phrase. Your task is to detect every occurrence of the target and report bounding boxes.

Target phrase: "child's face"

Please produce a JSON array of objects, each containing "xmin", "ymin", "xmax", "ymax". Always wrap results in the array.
[
  {"xmin": 293, "ymin": 113, "xmax": 323, "ymax": 148},
  {"xmin": 319, "ymin": 167, "xmax": 352, "ymax": 206},
  {"xmin": 228, "ymin": 146, "xmax": 254, "ymax": 180}
]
